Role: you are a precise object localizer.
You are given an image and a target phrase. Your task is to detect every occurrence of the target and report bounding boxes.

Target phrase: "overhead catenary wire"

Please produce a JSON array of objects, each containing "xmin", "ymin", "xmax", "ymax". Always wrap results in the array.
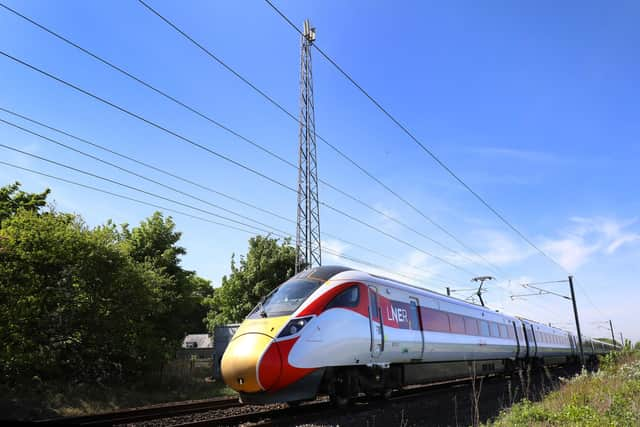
[
  {"xmin": 263, "ymin": 0, "xmax": 613, "ymax": 319},
  {"xmin": 0, "ymin": 108, "xmax": 457, "ymax": 285},
  {"xmin": 0, "ymin": 106, "xmax": 294, "ymax": 224},
  {"xmin": 0, "ymin": 117, "xmax": 295, "ymax": 237},
  {"xmin": 134, "ymin": 0, "xmax": 503, "ymax": 276},
  {"xmin": 0, "ymin": 50, "xmax": 296, "ymax": 193},
  {"xmin": 0, "ymin": 3, "xmax": 605, "ymax": 319},
  {"xmin": 322, "ymin": 247, "xmax": 442, "ymax": 290},
  {"xmin": 0, "ymin": 142, "xmax": 286, "ymax": 236},
  {"xmin": 0, "ymin": 2, "xmax": 493, "ymax": 277},
  {"xmin": 0, "ymin": 159, "xmax": 441, "ymax": 287},
  {"xmin": 322, "ymin": 202, "xmax": 477, "ymax": 276},
  {"xmin": 0, "ymin": 160, "xmax": 263, "ymax": 236},
  {"xmin": 263, "ymin": 0, "xmax": 561, "ymax": 273},
  {"xmin": 0, "ymin": 50, "xmax": 475, "ymax": 281}
]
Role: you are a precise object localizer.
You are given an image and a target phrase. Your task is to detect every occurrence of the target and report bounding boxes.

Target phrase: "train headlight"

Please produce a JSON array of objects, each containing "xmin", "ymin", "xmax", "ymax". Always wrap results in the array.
[{"xmin": 278, "ymin": 316, "xmax": 313, "ymax": 338}]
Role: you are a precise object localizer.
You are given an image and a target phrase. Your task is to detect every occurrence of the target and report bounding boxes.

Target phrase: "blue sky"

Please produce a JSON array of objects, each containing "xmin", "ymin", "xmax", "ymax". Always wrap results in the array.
[{"xmin": 1, "ymin": 1, "xmax": 638, "ymax": 341}]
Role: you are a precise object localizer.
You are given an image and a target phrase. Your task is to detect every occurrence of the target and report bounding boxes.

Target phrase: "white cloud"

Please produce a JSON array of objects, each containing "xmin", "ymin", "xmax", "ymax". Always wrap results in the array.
[
  {"xmin": 543, "ymin": 217, "xmax": 640, "ymax": 271},
  {"xmin": 606, "ymin": 234, "xmax": 640, "ymax": 254}
]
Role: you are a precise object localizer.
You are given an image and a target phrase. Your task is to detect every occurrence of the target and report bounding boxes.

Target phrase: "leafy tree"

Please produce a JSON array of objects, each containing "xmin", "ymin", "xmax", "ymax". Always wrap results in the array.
[
  {"xmin": 0, "ymin": 209, "xmax": 157, "ymax": 382},
  {"xmin": 121, "ymin": 212, "xmax": 212, "ymax": 335},
  {"xmin": 0, "ymin": 183, "xmax": 213, "ymax": 384},
  {"xmin": 0, "ymin": 181, "xmax": 49, "ymax": 225},
  {"xmin": 205, "ymin": 235, "xmax": 296, "ymax": 329}
]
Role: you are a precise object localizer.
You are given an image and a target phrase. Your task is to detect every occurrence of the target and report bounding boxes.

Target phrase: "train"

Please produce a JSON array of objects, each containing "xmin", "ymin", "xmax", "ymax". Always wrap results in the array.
[{"xmin": 220, "ymin": 266, "xmax": 617, "ymax": 405}]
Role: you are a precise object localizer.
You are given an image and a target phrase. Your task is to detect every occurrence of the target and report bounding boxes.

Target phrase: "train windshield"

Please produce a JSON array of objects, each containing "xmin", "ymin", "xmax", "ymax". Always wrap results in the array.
[{"xmin": 248, "ymin": 278, "xmax": 322, "ymax": 318}]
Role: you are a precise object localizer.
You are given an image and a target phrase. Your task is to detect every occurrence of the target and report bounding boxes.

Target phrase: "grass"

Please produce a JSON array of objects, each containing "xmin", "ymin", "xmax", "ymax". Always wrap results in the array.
[
  {"xmin": 486, "ymin": 349, "xmax": 640, "ymax": 426},
  {"xmin": 0, "ymin": 372, "xmax": 237, "ymax": 420}
]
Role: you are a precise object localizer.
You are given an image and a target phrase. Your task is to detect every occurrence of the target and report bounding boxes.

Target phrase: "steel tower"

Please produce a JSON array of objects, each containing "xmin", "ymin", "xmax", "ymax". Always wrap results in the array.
[{"xmin": 295, "ymin": 19, "xmax": 321, "ymax": 273}]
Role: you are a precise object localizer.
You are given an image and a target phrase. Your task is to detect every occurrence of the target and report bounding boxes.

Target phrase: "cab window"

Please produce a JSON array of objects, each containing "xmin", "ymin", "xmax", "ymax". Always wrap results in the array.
[
  {"xmin": 325, "ymin": 285, "xmax": 360, "ymax": 310},
  {"xmin": 248, "ymin": 278, "xmax": 323, "ymax": 318}
]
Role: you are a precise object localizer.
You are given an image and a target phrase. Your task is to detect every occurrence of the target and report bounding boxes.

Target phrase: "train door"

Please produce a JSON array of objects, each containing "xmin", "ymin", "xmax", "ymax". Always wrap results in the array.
[
  {"xmin": 368, "ymin": 286, "xmax": 384, "ymax": 359},
  {"xmin": 530, "ymin": 325, "xmax": 538, "ymax": 358},
  {"xmin": 521, "ymin": 322, "xmax": 530, "ymax": 358},
  {"xmin": 409, "ymin": 297, "xmax": 424, "ymax": 360},
  {"xmin": 512, "ymin": 321, "xmax": 521, "ymax": 359}
]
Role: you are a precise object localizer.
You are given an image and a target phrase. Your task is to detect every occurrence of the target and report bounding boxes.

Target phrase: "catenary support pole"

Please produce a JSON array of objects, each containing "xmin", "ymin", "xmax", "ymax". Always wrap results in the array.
[
  {"xmin": 568, "ymin": 275, "xmax": 585, "ymax": 368},
  {"xmin": 609, "ymin": 319, "xmax": 616, "ymax": 347}
]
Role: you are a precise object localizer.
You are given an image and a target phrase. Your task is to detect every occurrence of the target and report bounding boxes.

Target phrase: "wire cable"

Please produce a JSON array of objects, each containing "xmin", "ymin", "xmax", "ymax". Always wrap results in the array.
[
  {"xmin": 0, "ymin": 3, "xmax": 493, "ymax": 276},
  {"xmin": 265, "ymin": 0, "xmax": 612, "ymax": 319},
  {"xmin": 322, "ymin": 202, "xmax": 476, "ymax": 276},
  {"xmin": 0, "ymin": 50, "xmax": 474, "ymax": 279},
  {"xmin": 0, "ymin": 160, "xmax": 266, "ymax": 236},
  {"xmin": 263, "ymin": 0, "xmax": 566, "ymax": 275},
  {"xmin": 0, "ymin": 105, "xmax": 294, "ymax": 223},
  {"xmin": 0, "ymin": 108, "xmax": 456, "ymax": 284},
  {"xmin": 0, "ymin": 143, "xmax": 286, "ymax": 236},
  {"xmin": 0, "ymin": 50, "xmax": 296, "ymax": 193},
  {"xmin": 0, "ymin": 117, "xmax": 293, "ymax": 237},
  {"xmin": 135, "ymin": 0, "xmax": 503, "ymax": 276},
  {"xmin": 0, "ymin": 159, "xmax": 439, "ymax": 286}
]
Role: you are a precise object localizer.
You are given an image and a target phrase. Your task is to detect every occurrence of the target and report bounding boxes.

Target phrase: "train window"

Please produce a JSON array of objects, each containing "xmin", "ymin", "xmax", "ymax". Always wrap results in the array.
[
  {"xmin": 248, "ymin": 278, "xmax": 325, "ymax": 318},
  {"xmin": 489, "ymin": 322, "xmax": 500, "ymax": 337},
  {"xmin": 479, "ymin": 320, "xmax": 490, "ymax": 337},
  {"xmin": 424, "ymin": 308, "xmax": 450, "ymax": 332},
  {"xmin": 449, "ymin": 313, "xmax": 465, "ymax": 334},
  {"xmin": 464, "ymin": 317, "xmax": 479, "ymax": 335},
  {"xmin": 498, "ymin": 324, "xmax": 508, "ymax": 338},
  {"xmin": 325, "ymin": 285, "xmax": 360, "ymax": 310}
]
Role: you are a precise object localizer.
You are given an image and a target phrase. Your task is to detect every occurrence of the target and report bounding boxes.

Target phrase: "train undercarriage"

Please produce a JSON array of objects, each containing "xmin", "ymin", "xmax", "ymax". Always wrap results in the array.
[{"xmin": 316, "ymin": 355, "xmax": 598, "ymax": 407}]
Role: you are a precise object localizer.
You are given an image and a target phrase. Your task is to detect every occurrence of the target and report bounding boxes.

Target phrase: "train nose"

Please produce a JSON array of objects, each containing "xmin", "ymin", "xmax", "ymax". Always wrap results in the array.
[{"xmin": 221, "ymin": 332, "xmax": 282, "ymax": 393}]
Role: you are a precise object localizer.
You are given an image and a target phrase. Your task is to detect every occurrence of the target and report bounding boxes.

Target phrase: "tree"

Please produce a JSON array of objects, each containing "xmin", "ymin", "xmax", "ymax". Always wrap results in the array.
[
  {"xmin": 0, "ymin": 181, "xmax": 49, "ymax": 225},
  {"xmin": 205, "ymin": 235, "xmax": 296, "ymax": 329},
  {"xmin": 120, "ymin": 212, "xmax": 212, "ymax": 363},
  {"xmin": 0, "ymin": 183, "xmax": 213, "ymax": 384},
  {"xmin": 0, "ymin": 209, "xmax": 157, "ymax": 382}
]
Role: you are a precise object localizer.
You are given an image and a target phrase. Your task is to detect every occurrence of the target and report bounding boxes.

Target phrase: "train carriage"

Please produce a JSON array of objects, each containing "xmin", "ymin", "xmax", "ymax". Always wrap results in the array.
[{"xmin": 221, "ymin": 266, "xmax": 614, "ymax": 405}]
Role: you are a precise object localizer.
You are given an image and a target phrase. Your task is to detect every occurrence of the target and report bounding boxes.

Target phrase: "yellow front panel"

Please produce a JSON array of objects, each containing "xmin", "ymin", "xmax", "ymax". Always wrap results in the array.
[{"xmin": 221, "ymin": 316, "xmax": 289, "ymax": 392}]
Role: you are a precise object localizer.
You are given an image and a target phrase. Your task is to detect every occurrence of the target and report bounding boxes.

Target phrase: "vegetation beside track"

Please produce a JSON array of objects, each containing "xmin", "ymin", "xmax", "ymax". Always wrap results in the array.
[
  {"xmin": 487, "ymin": 347, "xmax": 640, "ymax": 426},
  {"xmin": 0, "ymin": 377, "xmax": 236, "ymax": 419}
]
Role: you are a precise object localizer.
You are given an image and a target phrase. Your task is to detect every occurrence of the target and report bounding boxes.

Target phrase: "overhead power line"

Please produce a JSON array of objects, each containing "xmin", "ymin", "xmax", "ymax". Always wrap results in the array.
[
  {"xmin": 0, "ymin": 50, "xmax": 296, "ymax": 193},
  {"xmin": 134, "ymin": 0, "xmax": 503, "ymax": 276},
  {"xmin": 0, "ymin": 106, "xmax": 293, "ymax": 224},
  {"xmin": 0, "ymin": 107, "xmax": 455, "ymax": 285},
  {"xmin": 0, "ymin": 160, "xmax": 262, "ymax": 235},
  {"xmin": 0, "ymin": 159, "xmax": 443, "ymax": 287},
  {"xmin": 322, "ymin": 202, "xmax": 476, "ymax": 276},
  {"xmin": 263, "ymin": 0, "xmax": 564, "ymax": 274},
  {"xmin": 0, "ymin": 142, "xmax": 284, "ymax": 236},
  {"xmin": 0, "ymin": 50, "xmax": 473, "ymax": 280},
  {"xmin": 0, "ymin": 2, "xmax": 494, "ymax": 276},
  {"xmin": 0, "ymin": 117, "xmax": 294, "ymax": 237}
]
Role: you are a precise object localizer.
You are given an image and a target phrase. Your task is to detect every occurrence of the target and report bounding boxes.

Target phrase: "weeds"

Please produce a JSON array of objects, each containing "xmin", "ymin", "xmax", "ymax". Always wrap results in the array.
[{"xmin": 487, "ymin": 350, "xmax": 640, "ymax": 426}]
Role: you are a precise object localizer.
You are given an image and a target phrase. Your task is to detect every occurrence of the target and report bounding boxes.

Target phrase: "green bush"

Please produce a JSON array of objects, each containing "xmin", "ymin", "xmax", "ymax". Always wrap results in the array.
[{"xmin": 0, "ymin": 183, "xmax": 211, "ymax": 385}]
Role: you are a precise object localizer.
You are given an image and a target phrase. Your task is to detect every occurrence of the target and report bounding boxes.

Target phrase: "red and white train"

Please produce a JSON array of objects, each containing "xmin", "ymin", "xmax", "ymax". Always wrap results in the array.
[{"xmin": 221, "ymin": 266, "xmax": 616, "ymax": 405}]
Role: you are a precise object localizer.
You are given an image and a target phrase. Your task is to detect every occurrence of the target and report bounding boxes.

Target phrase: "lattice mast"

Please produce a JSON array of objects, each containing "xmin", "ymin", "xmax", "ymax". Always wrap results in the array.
[{"xmin": 295, "ymin": 19, "xmax": 321, "ymax": 273}]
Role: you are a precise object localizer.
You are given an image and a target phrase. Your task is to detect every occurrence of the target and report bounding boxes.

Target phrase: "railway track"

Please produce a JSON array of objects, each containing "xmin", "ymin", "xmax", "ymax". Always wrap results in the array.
[
  {"xmin": 38, "ymin": 365, "xmax": 575, "ymax": 426},
  {"xmin": 36, "ymin": 396, "xmax": 241, "ymax": 426},
  {"xmin": 173, "ymin": 366, "xmax": 575, "ymax": 426}
]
